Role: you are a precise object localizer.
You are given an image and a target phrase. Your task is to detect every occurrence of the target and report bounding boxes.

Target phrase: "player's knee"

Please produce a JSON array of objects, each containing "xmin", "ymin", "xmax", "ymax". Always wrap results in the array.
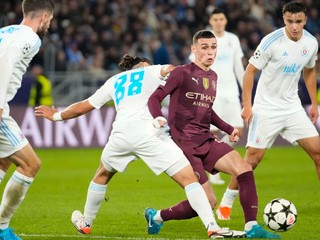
[
  {"xmin": 25, "ymin": 157, "xmax": 42, "ymax": 176},
  {"xmin": 245, "ymin": 151, "xmax": 264, "ymax": 169}
]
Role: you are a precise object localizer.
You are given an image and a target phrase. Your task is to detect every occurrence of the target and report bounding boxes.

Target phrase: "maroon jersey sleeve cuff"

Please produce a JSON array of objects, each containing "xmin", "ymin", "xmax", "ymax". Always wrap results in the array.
[{"xmin": 211, "ymin": 109, "xmax": 234, "ymax": 135}]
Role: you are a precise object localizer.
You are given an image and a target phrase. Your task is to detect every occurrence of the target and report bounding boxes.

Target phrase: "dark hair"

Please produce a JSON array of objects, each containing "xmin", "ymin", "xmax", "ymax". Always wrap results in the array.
[
  {"xmin": 22, "ymin": 0, "xmax": 54, "ymax": 17},
  {"xmin": 192, "ymin": 30, "xmax": 215, "ymax": 44},
  {"xmin": 211, "ymin": 8, "xmax": 228, "ymax": 18},
  {"xmin": 282, "ymin": 1, "xmax": 307, "ymax": 15},
  {"xmin": 118, "ymin": 54, "xmax": 153, "ymax": 71}
]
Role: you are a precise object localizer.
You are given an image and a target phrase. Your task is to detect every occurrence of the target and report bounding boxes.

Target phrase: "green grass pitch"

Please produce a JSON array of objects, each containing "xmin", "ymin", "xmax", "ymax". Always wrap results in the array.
[{"xmin": 2, "ymin": 146, "xmax": 319, "ymax": 240}]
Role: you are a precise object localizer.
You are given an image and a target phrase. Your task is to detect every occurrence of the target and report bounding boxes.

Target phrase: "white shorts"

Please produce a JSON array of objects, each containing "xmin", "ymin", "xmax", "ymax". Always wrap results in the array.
[
  {"xmin": 0, "ymin": 115, "xmax": 29, "ymax": 158},
  {"xmin": 101, "ymin": 119, "xmax": 189, "ymax": 176},
  {"xmin": 210, "ymin": 95, "xmax": 244, "ymax": 131},
  {"xmin": 247, "ymin": 109, "xmax": 319, "ymax": 148}
]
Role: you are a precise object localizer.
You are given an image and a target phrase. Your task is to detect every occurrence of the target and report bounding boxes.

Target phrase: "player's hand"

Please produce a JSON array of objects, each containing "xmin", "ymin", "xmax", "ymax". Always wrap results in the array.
[
  {"xmin": 308, "ymin": 105, "xmax": 319, "ymax": 124},
  {"xmin": 229, "ymin": 128, "xmax": 240, "ymax": 142},
  {"xmin": 34, "ymin": 105, "xmax": 58, "ymax": 121},
  {"xmin": 152, "ymin": 116, "xmax": 168, "ymax": 128},
  {"xmin": 241, "ymin": 106, "xmax": 253, "ymax": 128}
]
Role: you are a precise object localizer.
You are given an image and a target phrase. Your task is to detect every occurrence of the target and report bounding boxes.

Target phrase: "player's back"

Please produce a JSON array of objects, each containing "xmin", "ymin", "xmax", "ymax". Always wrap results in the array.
[
  {"xmin": 90, "ymin": 65, "xmax": 164, "ymax": 121},
  {"xmin": 0, "ymin": 24, "xmax": 41, "ymax": 105}
]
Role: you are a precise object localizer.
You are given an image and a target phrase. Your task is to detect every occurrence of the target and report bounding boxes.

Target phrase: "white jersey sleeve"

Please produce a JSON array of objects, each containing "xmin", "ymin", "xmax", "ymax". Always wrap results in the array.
[
  {"xmin": 249, "ymin": 27, "xmax": 318, "ymax": 113},
  {"xmin": 88, "ymin": 76, "xmax": 114, "ymax": 109},
  {"xmin": 0, "ymin": 25, "xmax": 41, "ymax": 111},
  {"xmin": 89, "ymin": 65, "xmax": 163, "ymax": 120}
]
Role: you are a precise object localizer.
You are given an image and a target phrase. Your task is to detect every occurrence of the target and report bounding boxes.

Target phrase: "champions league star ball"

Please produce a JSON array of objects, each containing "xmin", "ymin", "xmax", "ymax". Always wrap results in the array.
[{"xmin": 263, "ymin": 198, "xmax": 297, "ymax": 232}]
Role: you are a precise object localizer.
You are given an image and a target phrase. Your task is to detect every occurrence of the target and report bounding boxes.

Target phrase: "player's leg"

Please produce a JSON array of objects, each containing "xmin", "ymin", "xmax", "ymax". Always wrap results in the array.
[
  {"xmin": 217, "ymin": 111, "xmax": 279, "ymax": 220},
  {"xmin": 297, "ymin": 136, "xmax": 320, "ymax": 179},
  {"xmin": 72, "ymin": 161, "xmax": 117, "ymax": 234},
  {"xmin": 149, "ymin": 144, "xmax": 217, "ymax": 222},
  {"xmin": 284, "ymin": 110, "xmax": 320, "ymax": 179},
  {"xmin": 144, "ymin": 140, "xmax": 245, "ymax": 238},
  {"xmin": 217, "ymin": 147, "xmax": 265, "ymax": 220},
  {"xmin": 146, "ymin": 157, "xmax": 243, "ymax": 238},
  {"xmin": 214, "ymin": 149, "xmax": 280, "ymax": 238},
  {"xmin": 72, "ymin": 125, "xmax": 135, "ymax": 235},
  {"xmin": 0, "ymin": 159, "xmax": 12, "ymax": 184},
  {"xmin": 0, "ymin": 144, "xmax": 41, "ymax": 239}
]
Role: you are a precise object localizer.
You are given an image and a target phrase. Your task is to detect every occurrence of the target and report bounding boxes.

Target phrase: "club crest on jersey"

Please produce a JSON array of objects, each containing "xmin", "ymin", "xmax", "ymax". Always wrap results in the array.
[
  {"xmin": 202, "ymin": 78, "xmax": 209, "ymax": 89},
  {"xmin": 301, "ymin": 48, "xmax": 308, "ymax": 57}
]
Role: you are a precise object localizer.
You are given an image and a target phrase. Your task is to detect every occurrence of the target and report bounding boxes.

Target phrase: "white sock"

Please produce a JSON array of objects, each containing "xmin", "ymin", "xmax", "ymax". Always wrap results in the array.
[
  {"xmin": 221, "ymin": 134, "xmax": 236, "ymax": 147},
  {"xmin": 0, "ymin": 171, "xmax": 33, "ymax": 229},
  {"xmin": 220, "ymin": 187, "xmax": 239, "ymax": 208},
  {"xmin": 245, "ymin": 220, "xmax": 258, "ymax": 231},
  {"xmin": 153, "ymin": 210, "xmax": 163, "ymax": 224},
  {"xmin": 185, "ymin": 182, "xmax": 220, "ymax": 231},
  {"xmin": 84, "ymin": 181, "xmax": 107, "ymax": 226},
  {"xmin": 0, "ymin": 170, "xmax": 6, "ymax": 184},
  {"xmin": 209, "ymin": 172, "xmax": 222, "ymax": 180}
]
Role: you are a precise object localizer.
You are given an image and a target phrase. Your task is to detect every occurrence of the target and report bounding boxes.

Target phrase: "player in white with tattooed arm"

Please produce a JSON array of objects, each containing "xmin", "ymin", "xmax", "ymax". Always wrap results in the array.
[
  {"xmin": 217, "ymin": 1, "xmax": 320, "ymax": 220},
  {"xmin": 0, "ymin": 0, "xmax": 54, "ymax": 239}
]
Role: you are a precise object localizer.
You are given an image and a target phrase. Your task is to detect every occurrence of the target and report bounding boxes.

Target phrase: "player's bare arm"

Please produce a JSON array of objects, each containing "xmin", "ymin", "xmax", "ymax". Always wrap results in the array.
[
  {"xmin": 35, "ymin": 99, "xmax": 95, "ymax": 121},
  {"xmin": 241, "ymin": 63, "xmax": 258, "ymax": 128},
  {"xmin": 303, "ymin": 67, "xmax": 319, "ymax": 124}
]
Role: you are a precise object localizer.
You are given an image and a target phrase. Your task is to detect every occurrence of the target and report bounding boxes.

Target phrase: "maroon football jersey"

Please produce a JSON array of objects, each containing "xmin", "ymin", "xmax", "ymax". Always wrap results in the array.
[{"xmin": 148, "ymin": 62, "xmax": 233, "ymax": 145}]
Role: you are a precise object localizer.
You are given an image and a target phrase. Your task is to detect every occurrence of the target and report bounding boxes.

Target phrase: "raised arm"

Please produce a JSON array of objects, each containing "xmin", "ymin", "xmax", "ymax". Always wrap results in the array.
[{"xmin": 34, "ymin": 99, "xmax": 95, "ymax": 121}]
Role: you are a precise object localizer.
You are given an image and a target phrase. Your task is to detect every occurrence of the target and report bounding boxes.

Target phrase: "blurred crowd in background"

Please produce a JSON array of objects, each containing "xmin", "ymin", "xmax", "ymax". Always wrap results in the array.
[
  {"xmin": 1, "ymin": 0, "xmax": 320, "ymax": 105},
  {"xmin": 1, "ymin": 0, "xmax": 319, "ymax": 71}
]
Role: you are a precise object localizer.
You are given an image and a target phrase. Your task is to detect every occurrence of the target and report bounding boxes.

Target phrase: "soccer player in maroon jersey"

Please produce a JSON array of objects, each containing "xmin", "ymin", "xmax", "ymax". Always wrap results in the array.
[{"xmin": 146, "ymin": 30, "xmax": 280, "ymax": 239}]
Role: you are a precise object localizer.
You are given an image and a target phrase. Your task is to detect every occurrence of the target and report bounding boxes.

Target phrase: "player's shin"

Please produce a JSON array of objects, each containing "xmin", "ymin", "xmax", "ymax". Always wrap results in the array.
[
  {"xmin": 0, "ymin": 171, "xmax": 33, "ymax": 229},
  {"xmin": 184, "ymin": 182, "xmax": 220, "ymax": 231},
  {"xmin": 237, "ymin": 171, "xmax": 258, "ymax": 225}
]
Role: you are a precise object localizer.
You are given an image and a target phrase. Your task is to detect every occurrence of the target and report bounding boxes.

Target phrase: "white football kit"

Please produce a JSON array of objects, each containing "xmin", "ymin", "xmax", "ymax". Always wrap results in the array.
[
  {"xmin": 0, "ymin": 25, "xmax": 41, "ymax": 157},
  {"xmin": 247, "ymin": 27, "xmax": 319, "ymax": 148},
  {"xmin": 189, "ymin": 31, "xmax": 244, "ymax": 130},
  {"xmin": 88, "ymin": 65, "xmax": 189, "ymax": 176}
]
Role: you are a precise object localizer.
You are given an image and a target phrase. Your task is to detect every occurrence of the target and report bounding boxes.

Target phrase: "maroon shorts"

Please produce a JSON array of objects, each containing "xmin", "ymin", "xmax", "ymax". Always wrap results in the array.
[{"xmin": 175, "ymin": 138, "xmax": 233, "ymax": 184}]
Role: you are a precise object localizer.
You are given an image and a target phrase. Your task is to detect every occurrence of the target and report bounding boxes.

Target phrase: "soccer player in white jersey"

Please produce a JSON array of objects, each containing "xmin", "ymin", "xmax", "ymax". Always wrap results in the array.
[
  {"xmin": 35, "ymin": 54, "xmax": 245, "ymax": 239},
  {"xmin": 217, "ymin": 0, "xmax": 320, "ymax": 220},
  {"xmin": 189, "ymin": 8, "xmax": 245, "ymax": 187},
  {"xmin": 0, "ymin": 1, "xmax": 54, "ymax": 239}
]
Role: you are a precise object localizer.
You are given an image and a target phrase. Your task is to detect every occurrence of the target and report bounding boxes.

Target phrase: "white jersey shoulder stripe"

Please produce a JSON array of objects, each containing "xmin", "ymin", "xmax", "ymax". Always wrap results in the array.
[
  {"xmin": 303, "ymin": 29, "xmax": 317, "ymax": 40},
  {"xmin": 261, "ymin": 29, "xmax": 284, "ymax": 51}
]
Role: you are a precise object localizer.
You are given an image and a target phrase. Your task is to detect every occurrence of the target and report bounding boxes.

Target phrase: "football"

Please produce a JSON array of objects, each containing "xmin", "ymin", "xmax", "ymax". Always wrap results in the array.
[{"xmin": 263, "ymin": 198, "xmax": 297, "ymax": 232}]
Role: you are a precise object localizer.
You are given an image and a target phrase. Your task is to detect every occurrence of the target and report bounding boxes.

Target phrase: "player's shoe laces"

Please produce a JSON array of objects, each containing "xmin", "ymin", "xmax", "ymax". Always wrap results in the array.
[
  {"xmin": 216, "ymin": 206, "xmax": 231, "ymax": 220},
  {"xmin": 209, "ymin": 173, "xmax": 225, "ymax": 185},
  {"xmin": 71, "ymin": 210, "xmax": 91, "ymax": 234},
  {"xmin": 246, "ymin": 225, "xmax": 281, "ymax": 239},
  {"xmin": 208, "ymin": 227, "xmax": 246, "ymax": 239},
  {"xmin": 144, "ymin": 208, "xmax": 163, "ymax": 234},
  {"xmin": 0, "ymin": 228, "xmax": 21, "ymax": 240}
]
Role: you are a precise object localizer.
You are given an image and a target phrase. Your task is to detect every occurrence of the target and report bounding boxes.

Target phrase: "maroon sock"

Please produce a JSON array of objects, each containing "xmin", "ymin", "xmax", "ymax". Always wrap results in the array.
[
  {"xmin": 160, "ymin": 200, "xmax": 198, "ymax": 221},
  {"xmin": 237, "ymin": 171, "xmax": 258, "ymax": 223}
]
